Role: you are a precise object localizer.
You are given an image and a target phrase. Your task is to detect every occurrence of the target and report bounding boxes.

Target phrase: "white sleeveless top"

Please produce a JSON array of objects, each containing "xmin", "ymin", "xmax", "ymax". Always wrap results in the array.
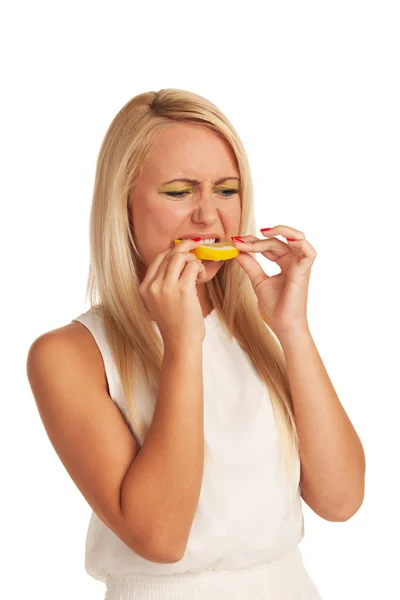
[{"xmin": 71, "ymin": 308, "xmax": 305, "ymax": 584}]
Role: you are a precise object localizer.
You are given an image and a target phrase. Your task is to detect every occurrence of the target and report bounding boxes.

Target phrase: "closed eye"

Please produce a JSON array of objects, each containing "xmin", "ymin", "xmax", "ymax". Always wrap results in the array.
[{"xmin": 165, "ymin": 189, "xmax": 239, "ymax": 198}]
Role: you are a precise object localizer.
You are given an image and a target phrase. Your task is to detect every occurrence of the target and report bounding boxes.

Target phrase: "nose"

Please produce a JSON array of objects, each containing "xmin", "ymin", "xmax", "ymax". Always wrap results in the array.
[{"xmin": 193, "ymin": 186, "xmax": 220, "ymax": 212}]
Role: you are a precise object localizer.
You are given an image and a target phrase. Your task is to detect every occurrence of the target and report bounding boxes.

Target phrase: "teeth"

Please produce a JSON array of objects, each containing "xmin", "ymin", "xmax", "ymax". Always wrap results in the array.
[{"xmin": 179, "ymin": 238, "xmax": 218, "ymax": 244}]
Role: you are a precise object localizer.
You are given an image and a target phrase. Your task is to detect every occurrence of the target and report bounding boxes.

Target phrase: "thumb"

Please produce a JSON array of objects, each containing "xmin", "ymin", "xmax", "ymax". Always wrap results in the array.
[
  {"xmin": 234, "ymin": 251, "xmax": 258, "ymax": 272},
  {"xmin": 234, "ymin": 252, "xmax": 269, "ymax": 287}
]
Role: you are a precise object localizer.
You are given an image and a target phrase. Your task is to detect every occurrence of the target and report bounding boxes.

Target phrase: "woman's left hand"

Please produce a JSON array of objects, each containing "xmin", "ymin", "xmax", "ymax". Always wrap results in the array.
[{"xmin": 231, "ymin": 225, "xmax": 317, "ymax": 338}]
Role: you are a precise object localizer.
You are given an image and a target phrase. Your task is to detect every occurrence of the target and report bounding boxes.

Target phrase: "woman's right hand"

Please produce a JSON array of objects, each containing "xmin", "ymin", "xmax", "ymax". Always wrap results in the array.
[{"xmin": 139, "ymin": 239, "xmax": 207, "ymax": 349}]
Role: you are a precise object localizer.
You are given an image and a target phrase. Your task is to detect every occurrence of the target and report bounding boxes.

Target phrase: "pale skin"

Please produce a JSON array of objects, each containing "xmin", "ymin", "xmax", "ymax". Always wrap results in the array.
[
  {"xmin": 233, "ymin": 229, "xmax": 366, "ymax": 520},
  {"xmin": 279, "ymin": 327, "xmax": 366, "ymax": 521},
  {"xmin": 129, "ymin": 122, "xmax": 242, "ymax": 317},
  {"xmin": 129, "ymin": 123, "xmax": 365, "ymax": 520}
]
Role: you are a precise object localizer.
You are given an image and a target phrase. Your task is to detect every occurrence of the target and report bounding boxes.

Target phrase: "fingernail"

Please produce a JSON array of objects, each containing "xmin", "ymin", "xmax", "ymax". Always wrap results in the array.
[
  {"xmin": 285, "ymin": 237, "xmax": 295, "ymax": 241},
  {"xmin": 192, "ymin": 237, "xmax": 201, "ymax": 241},
  {"xmin": 260, "ymin": 228, "xmax": 272, "ymax": 231},
  {"xmin": 231, "ymin": 236, "xmax": 244, "ymax": 243}
]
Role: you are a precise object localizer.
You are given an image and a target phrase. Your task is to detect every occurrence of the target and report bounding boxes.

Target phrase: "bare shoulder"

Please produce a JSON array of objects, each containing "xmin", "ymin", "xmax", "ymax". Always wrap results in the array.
[
  {"xmin": 25, "ymin": 319, "xmax": 149, "ymax": 556},
  {"xmin": 27, "ymin": 320, "xmax": 109, "ymax": 391}
]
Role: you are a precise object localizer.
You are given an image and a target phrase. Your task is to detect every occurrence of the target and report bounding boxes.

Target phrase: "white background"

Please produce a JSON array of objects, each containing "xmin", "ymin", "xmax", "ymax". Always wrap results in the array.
[{"xmin": 2, "ymin": 1, "xmax": 399, "ymax": 598}]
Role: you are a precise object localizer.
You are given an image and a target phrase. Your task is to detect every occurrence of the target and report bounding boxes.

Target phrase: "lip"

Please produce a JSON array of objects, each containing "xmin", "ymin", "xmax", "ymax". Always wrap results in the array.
[{"xmin": 175, "ymin": 233, "xmax": 222, "ymax": 241}]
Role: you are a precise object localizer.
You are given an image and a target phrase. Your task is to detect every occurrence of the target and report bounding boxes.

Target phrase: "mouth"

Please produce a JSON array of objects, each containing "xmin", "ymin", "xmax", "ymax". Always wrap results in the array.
[
  {"xmin": 170, "ymin": 237, "xmax": 224, "ymax": 250},
  {"xmin": 177, "ymin": 237, "xmax": 221, "ymax": 243}
]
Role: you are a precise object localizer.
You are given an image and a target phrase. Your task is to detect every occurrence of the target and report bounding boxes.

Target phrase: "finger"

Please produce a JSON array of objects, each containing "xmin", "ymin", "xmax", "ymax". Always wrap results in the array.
[
  {"xmin": 179, "ymin": 259, "xmax": 206, "ymax": 285},
  {"xmin": 260, "ymin": 225, "xmax": 305, "ymax": 239},
  {"xmin": 162, "ymin": 252, "xmax": 201, "ymax": 282},
  {"xmin": 142, "ymin": 239, "xmax": 203, "ymax": 287},
  {"xmin": 236, "ymin": 250, "xmax": 270, "ymax": 289},
  {"xmin": 157, "ymin": 239, "xmax": 203, "ymax": 281},
  {"xmin": 232, "ymin": 234, "xmax": 288, "ymax": 253},
  {"xmin": 286, "ymin": 237, "xmax": 317, "ymax": 259},
  {"xmin": 231, "ymin": 235, "xmax": 260, "ymax": 250}
]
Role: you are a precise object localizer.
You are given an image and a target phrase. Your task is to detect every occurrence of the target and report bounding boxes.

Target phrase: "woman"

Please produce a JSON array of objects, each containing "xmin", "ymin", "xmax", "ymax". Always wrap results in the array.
[{"xmin": 26, "ymin": 88, "xmax": 365, "ymax": 599}]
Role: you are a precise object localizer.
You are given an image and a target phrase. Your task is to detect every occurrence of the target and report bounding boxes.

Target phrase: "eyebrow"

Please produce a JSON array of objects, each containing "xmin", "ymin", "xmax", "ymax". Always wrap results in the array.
[{"xmin": 161, "ymin": 177, "xmax": 240, "ymax": 185}]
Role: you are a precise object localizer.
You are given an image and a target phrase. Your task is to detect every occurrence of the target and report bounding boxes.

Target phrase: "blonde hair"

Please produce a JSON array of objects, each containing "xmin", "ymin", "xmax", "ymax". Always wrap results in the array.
[{"xmin": 84, "ymin": 88, "xmax": 305, "ymax": 506}]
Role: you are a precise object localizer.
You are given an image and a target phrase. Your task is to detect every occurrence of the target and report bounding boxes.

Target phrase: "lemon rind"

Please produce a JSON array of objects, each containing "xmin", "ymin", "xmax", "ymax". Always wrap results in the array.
[{"xmin": 173, "ymin": 239, "xmax": 239, "ymax": 261}]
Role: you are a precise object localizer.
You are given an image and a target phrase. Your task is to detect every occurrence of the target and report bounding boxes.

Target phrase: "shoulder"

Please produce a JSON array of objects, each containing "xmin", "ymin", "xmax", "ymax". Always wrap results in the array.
[
  {"xmin": 28, "ymin": 319, "xmax": 100, "ymax": 351},
  {"xmin": 27, "ymin": 321, "xmax": 108, "ymax": 392}
]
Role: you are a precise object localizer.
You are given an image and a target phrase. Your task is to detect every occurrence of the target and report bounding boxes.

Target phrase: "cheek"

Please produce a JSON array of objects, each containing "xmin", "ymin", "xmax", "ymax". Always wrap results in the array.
[
  {"xmin": 133, "ymin": 232, "xmax": 162, "ymax": 267},
  {"xmin": 201, "ymin": 258, "xmax": 224, "ymax": 268},
  {"xmin": 132, "ymin": 215, "xmax": 174, "ymax": 260}
]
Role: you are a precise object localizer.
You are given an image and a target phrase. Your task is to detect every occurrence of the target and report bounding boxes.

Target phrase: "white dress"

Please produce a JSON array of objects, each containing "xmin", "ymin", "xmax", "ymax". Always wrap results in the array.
[{"xmin": 71, "ymin": 308, "xmax": 323, "ymax": 599}]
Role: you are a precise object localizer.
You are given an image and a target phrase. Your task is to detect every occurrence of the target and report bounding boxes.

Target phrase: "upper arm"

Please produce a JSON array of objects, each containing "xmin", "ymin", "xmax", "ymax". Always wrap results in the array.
[{"xmin": 26, "ymin": 323, "xmax": 156, "ymax": 558}]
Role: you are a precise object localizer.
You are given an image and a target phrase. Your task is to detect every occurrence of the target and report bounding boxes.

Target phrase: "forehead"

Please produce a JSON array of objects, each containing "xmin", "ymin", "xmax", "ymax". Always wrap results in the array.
[{"xmin": 143, "ymin": 123, "xmax": 239, "ymax": 180}]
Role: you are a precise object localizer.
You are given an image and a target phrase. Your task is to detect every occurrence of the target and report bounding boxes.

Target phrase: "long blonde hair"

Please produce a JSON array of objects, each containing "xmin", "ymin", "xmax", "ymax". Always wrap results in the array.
[{"xmin": 84, "ymin": 88, "xmax": 305, "ymax": 506}]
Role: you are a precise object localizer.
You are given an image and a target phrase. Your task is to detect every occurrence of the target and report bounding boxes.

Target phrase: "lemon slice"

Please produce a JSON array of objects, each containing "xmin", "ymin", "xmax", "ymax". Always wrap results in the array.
[{"xmin": 173, "ymin": 239, "xmax": 240, "ymax": 261}]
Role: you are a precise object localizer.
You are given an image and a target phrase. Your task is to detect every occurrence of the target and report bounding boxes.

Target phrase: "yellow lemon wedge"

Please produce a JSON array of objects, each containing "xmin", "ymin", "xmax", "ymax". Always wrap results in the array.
[{"xmin": 173, "ymin": 239, "xmax": 240, "ymax": 261}]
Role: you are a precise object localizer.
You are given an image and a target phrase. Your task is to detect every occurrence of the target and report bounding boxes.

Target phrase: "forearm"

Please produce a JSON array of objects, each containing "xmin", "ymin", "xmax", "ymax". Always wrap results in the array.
[
  {"xmin": 121, "ymin": 343, "xmax": 204, "ymax": 559},
  {"xmin": 279, "ymin": 327, "xmax": 366, "ymax": 521}
]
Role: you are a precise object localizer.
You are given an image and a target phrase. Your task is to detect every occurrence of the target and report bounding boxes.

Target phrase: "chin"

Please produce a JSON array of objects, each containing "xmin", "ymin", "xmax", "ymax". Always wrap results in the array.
[
  {"xmin": 203, "ymin": 259, "xmax": 223, "ymax": 268},
  {"xmin": 197, "ymin": 259, "xmax": 223, "ymax": 280}
]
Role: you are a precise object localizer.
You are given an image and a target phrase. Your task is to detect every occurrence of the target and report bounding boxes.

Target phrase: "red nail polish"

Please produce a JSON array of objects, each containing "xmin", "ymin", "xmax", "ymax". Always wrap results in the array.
[
  {"xmin": 192, "ymin": 237, "xmax": 201, "ymax": 241},
  {"xmin": 260, "ymin": 228, "xmax": 271, "ymax": 231},
  {"xmin": 231, "ymin": 236, "xmax": 244, "ymax": 243},
  {"xmin": 286, "ymin": 237, "xmax": 295, "ymax": 242}
]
